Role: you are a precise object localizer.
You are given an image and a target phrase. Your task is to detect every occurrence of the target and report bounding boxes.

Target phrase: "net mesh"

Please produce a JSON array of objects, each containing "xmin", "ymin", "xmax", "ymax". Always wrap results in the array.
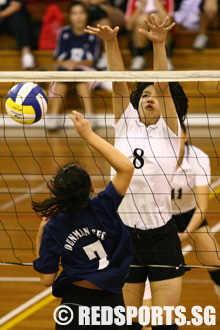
[{"xmin": 0, "ymin": 71, "xmax": 220, "ymax": 269}]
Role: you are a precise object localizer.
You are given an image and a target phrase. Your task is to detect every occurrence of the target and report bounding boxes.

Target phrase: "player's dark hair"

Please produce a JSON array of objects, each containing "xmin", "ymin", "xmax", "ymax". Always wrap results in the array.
[
  {"xmin": 68, "ymin": 1, "xmax": 88, "ymax": 14},
  {"xmin": 180, "ymin": 120, "xmax": 187, "ymax": 134},
  {"xmin": 180, "ymin": 120, "xmax": 189, "ymax": 155},
  {"xmin": 32, "ymin": 163, "xmax": 91, "ymax": 218},
  {"xmin": 130, "ymin": 82, "xmax": 188, "ymax": 123}
]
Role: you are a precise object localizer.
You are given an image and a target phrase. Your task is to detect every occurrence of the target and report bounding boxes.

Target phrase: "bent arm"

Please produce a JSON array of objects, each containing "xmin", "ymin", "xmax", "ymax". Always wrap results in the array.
[
  {"xmin": 38, "ymin": 272, "xmax": 57, "ymax": 287},
  {"xmin": 1, "ymin": 1, "xmax": 22, "ymax": 19},
  {"xmin": 185, "ymin": 185, "xmax": 209, "ymax": 235},
  {"xmin": 35, "ymin": 219, "xmax": 57, "ymax": 287}
]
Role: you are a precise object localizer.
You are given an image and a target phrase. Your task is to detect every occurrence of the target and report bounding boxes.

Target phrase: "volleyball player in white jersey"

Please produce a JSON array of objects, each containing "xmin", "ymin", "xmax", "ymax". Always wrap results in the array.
[
  {"xmin": 142, "ymin": 122, "xmax": 220, "ymax": 325},
  {"xmin": 172, "ymin": 122, "xmax": 220, "ymax": 296},
  {"xmin": 86, "ymin": 16, "xmax": 188, "ymax": 329}
]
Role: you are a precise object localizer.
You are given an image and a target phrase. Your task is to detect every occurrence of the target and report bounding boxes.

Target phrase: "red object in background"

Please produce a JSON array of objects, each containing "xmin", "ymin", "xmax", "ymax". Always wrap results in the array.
[
  {"xmin": 25, "ymin": 0, "xmax": 63, "ymax": 2},
  {"xmin": 38, "ymin": 5, "xmax": 64, "ymax": 50}
]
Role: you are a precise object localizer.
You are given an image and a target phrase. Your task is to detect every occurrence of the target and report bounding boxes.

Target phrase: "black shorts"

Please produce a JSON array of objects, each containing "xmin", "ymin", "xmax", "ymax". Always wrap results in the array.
[
  {"xmin": 126, "ymin": 218, "xmax": 186, "ymax": 283},
  {"xmin": 55, "ymin": 285, "xmax": 127, "ymax": 330},
  {"xmin": 173, "ymin": 208, "xmax": 208, "ymax": 233}
]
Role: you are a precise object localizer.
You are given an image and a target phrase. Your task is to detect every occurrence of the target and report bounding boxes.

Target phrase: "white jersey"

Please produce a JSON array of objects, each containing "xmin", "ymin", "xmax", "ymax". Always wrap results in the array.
[
  {"xmin": 172, "ymin": 145, "xmax": 211, "ymax": 215},
  {"xmin": 112, "ymin": 103, "xmax": 181, "ymax": 229}
]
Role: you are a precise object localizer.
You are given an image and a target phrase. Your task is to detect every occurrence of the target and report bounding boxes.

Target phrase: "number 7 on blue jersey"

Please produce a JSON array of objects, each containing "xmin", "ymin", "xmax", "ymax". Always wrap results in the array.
[{"xmin": 83, "ymin": 240, "xmax": 109, "ymax": 270}]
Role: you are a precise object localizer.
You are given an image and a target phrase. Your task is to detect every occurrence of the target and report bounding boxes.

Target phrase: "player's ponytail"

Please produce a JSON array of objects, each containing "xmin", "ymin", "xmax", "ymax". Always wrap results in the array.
[{"xmin": 32, "ymin": 163, "xmax": 91, "ymax": 218}]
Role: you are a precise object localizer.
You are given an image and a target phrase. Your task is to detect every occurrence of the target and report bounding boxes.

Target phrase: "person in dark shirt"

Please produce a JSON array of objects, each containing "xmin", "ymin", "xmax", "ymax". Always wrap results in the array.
[
  {"xmin": 48, "ymin": 1, "xmax": 100, "ymax": 131},
  {"xmin": 33, "ymin": 110, "xmax": 134, "ymax": 329},
  {"xmin": 0, "ymin": 0, "xmax": 35, "ymax": 69},
  {"xmin": 79, "ymin": 0, "xmax": 127, "ymax": 70}
]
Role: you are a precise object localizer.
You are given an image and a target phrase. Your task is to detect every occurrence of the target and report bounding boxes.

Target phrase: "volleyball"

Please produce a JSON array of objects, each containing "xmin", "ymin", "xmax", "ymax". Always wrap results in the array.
[{"xmin": 5, "ymin": 82, "xmax": 48, "ymax": 125}]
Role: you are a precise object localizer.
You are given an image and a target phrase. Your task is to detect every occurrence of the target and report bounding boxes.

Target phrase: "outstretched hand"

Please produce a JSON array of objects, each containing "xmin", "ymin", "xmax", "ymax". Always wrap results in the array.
[
  {"xmin": 85, "ymin": 24, "xmax": 119, "ymax": 41},
  {"xmin": 70, "ymin": 110, "xmax": 93, "ymax": 140},
  {"xmin": 139, "ymin": 14, "xmax": 175, "ymax": 43}
]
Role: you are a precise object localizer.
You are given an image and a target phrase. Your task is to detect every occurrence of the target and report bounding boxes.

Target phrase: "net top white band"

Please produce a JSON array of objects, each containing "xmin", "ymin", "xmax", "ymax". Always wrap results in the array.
[{"xmin": 1, "ymin": 71, "xmax": 220, "ymax": 82}]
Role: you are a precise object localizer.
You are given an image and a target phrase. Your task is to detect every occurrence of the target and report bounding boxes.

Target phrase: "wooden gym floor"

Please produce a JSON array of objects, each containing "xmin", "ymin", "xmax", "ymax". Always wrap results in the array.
[{"xmin": 0, "ymin": 92, "xmax": 220, "ymax": 329}]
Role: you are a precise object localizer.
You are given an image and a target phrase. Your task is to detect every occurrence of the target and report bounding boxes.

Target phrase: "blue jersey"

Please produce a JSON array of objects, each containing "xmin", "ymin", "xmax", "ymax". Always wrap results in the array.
[
  {"xmin": 54, "ymin": 25, "xmax": 100, "ymax": 63},
  {"xmin": 33, "ymin": 182, "xmax": 133, "ymax": 297}
]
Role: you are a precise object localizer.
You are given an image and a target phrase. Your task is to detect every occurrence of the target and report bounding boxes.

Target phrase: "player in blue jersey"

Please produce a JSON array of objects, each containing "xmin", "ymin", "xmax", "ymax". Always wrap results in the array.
[
  {"xmin": 33, "ymin": 110, "xmax": 134, "ymax": 329},
  {"xmin": 48, "ymin": 1, "xmax": 101, "ymax": 130}
]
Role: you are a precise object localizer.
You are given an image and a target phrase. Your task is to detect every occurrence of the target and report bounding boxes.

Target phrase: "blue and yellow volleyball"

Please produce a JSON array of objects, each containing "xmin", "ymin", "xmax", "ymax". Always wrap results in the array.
[{"xmin": 5, "ymin": 82, "xmax": 48, "ymax": 125}]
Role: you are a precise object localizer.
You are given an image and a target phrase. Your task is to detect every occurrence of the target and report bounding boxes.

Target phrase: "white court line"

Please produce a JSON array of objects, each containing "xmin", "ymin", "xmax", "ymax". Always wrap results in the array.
[
  {"xmin": 0, "ymin": 217, "xmax": 219, "ymax": 325},
  {"xmin": 0, "ymin": 287, "xmax": 52, "ymax": 326},
  {"xmin": 211, "ymin": 178, "xmax": 220, "ymax": 189},
  {"xmin": 0, "ymin": 177, "xmax": 220, "ymax": 200},
  {"xmin": 0, "ymin": 277, "xmax": 213, "ymax": 326},
  {"xmin": 0, "ymin": 188, "xmax": 49, "ymax": 193},
  {"xmin": 0, "ymin": 182, "xmax": 46, "ymax": 211},
  {"xmin": 183, "ymin": 279, "xmax": 212, "ymax": 284},
  {"xmin": 0, "ymin": 174, "xmax": 108, "ymax": 181},
  {"xmin": 0, "ymin": 277, "xmax": 40, "ymax": 282},
  {"xmin": 183, "ymin": 222, "xmax": 220, "ymax": 256},
  {"xmin": 0, "ymin": 176, "xmax": 107, "ymax": 210},
  {"xmin": 1, "ymin": 112, "xmax": 220, "ymax": 127},
  {"xmin": 0, "ymin": 174, "xmax": 51, "ymax": 182},
  {"xmin": 0, "ymin": 178, "xmax": 219, "ymax": 211}
]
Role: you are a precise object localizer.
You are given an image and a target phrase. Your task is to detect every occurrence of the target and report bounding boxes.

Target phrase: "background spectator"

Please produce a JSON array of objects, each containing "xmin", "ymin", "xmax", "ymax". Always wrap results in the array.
[
  {"xmin": 193, "ymin": 0, "xmax": 220, "ymax": 50},
  {"xmin": 174, "ymin": 0, "xmax": 202, "ymax": 32},
  {"xmin": 38, "ymin": 5, "xmax": 64, "ymax": 51},
  {"xmin": 125, "ymin": 0, "xmax": 175, "ymax": 70},
  {"xmin": 82, "ymin": 0, "xmax": 127, "ymax": 70},
  {"xmin": 0, "ymin": 0, "xmax": 35, "ymax": 69},
  {"xmin": 48, "ymin": 1, "xmax": 101, "ymax": 131}
]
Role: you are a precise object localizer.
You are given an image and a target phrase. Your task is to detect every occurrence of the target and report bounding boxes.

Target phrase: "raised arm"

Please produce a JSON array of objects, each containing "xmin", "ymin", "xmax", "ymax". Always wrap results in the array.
[
  {"xmin": 70, "ymin": 111, "xmax": 134, "ymax": 195},
  {"xmin": 139, "ymin": 15, "xmax": 178, "ymax": 135},
  {"xmin": 85, "ymin": 25, "xmax": 130, "ymax": 123}
]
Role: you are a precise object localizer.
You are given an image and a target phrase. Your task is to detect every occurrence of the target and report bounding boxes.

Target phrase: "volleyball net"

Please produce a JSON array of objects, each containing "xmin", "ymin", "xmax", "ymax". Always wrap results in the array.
[{"xmin": 0, "ymin": 71, "xmax": 220, "ymax": 269}]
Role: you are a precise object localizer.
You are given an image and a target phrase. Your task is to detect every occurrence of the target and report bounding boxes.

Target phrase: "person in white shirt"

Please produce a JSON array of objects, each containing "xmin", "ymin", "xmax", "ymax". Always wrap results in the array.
[
  {"xmin": 86, "ymin": 15, "xmax": 188, "ymax": 330},
  {"xmin": 142, "ymin": 122, "xmax": 220, "ymax": 323},
  {"xmin": 172, "ymin": 122, "xmax": 220, "ymax": 297}
]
